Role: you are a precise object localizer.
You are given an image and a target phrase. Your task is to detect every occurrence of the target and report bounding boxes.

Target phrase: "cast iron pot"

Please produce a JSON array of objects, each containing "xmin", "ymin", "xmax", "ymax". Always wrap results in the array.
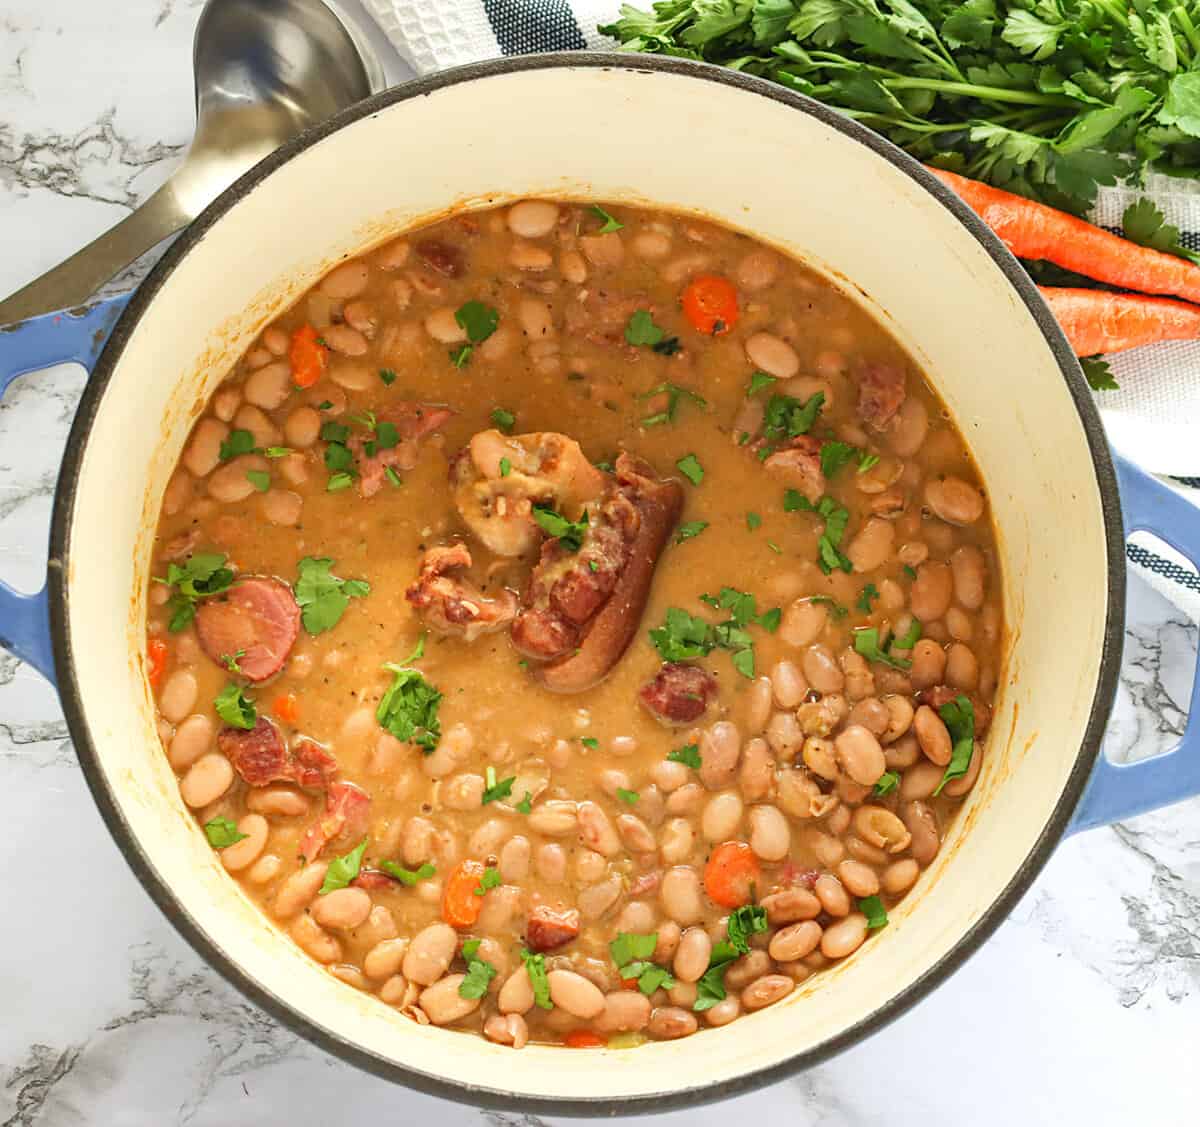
[{"xmin": 1, "ymin": 55, "xmax": 1199, "ymax": 1115}]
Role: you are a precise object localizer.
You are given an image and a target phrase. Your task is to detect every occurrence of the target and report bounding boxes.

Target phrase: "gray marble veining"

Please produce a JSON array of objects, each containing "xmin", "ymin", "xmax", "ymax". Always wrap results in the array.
[{"xmin": 0, "ymin": 2, "xmax": 1196, "ymax": 1124}]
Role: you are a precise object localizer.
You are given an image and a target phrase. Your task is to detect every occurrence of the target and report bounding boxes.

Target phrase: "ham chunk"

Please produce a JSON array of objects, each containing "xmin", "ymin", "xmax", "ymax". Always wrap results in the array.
[
  {"xmin": 351, "ymin": 402, "xmax": 454, "ymax": 498},
  {"xmin": 639, "ymin": 662, "xmax": 717, "ymax": 726},
  {"xmin": 299, "ymin": 780, "xmax": 371, "ymax": 863},
  {"xmin": 857, "ymin": 363, "xmax": 907, "ymax": 430},
  {"xmin": 762, "ymin": 435, "xmax": 825, "ymax": 504},
  {"xmin": 406, "ymin": 542, "xmax": 518, "ymax": 641},
  {"xmin": 526, "ymin": 905, "xmax": 581, "ymax": 952},
  {"xmin": 195, "ymin": 577, "xmax": 300, "ymax": 682},
  {"xmin": 218, "ymin": 720, "xmax": 337, "ymax": 789}
]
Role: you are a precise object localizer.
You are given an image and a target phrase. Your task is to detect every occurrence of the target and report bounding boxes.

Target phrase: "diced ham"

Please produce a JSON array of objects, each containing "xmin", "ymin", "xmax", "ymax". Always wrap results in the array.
[
  {"xmin": 415, "ymin": 238, "xmax": 464, "ymax": 278},
  {"xmin": 778, "ymin": 863, "xmax": 820, "ymax": 890},
  {"xmin": 628, "ymin": 871, "xmax": 662, "ymax": 897},
  {"xmin": 406, "ymin": 542, "xmax": 519, "ymax": 641},
  {"xmin": 525, "ymin": 904, "xmax": 581, "ymax": 952},
  {"xmin": 564, "ymin": 288, "xmax": 650, "ymax": 351},
  {"xmin": 352, "ymin": 402, "xmax": 454, "ymax": 498},
  {"xmin": 762, "ymin": 435, "xmax": 825, "ymax": 503},
  {"xmin": 857, "ymin": 363, "xmax": 907, "ymax": 430},
  {"xmin": 195, "ymin": 576, "xmax": 300, "ymax": 682},
  {"xmin": 299, "ymin": 780, "xmax": 371, "ymax": 863},
  {"xmin": 218, "ymin": 718, "xmax": 290, "ymax": 786},
  {"xmin": 218, "ymin": 722, "xmax": 338, "ymax": 789},
  {"xmin": 352, "ymin": 868, "xmax": 396, "ymax": 891},
  {"xmin": 638, "ymin": 662, "xmax": 717, "ymax": 726}
]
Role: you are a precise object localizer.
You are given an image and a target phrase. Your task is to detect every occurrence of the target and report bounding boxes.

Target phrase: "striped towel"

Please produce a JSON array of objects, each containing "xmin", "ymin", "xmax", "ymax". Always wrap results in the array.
[{"xmin": 358, "ymin": 0, "xmax": 1200, "ymax": 620}]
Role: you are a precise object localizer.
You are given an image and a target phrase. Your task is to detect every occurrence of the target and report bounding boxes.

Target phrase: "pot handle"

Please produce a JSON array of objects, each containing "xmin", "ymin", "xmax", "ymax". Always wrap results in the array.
[
  {"xmin": 0, "ymin": 295, "xmax": 129, "ymax": 683},
  {"xmin": 1069, "ymin": 454, "xmax": 1200, "ymax": 833}
]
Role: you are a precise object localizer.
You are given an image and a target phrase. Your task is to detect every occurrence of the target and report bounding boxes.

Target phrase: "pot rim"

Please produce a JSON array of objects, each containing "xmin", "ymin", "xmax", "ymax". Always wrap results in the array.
[{"xmin": 46, "ymin": 51, "xmax": 1126, "ymax": 1115}]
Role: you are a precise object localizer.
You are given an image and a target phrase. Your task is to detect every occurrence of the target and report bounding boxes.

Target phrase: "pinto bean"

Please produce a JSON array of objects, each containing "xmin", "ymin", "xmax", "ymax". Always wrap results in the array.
[
  {"xmin": 701, "ymin": 792, "xmax": 744, "ymax": 842},
  {"xmin": 882, "ymin": 858, "xmax": 920, "ymax": 895},
  {"xmin": 834, "ymin": 725, "xmax": 886, "ymax": 786},
  {"xmin": 579, "ymin": 875, "xmax": 623, "ymax": 921},
  {"xmin": 419, "ymin": 975, "xmax": 480, "ymax": 1026},
  {"xmin": 910, "ymin": 561, "xmax": 953, "ymax": 622},
  {"xmin": 820, "ymin": 913, "xmax": 869, "ymax": 959},
  {"xmin": 745, "ymin": 332, "xmax": 800, "ymax": 379},
  {"xmin": 910, "ymin": 639, "xmax": 947, "ymax": 690},
  {"xmin": 666, "ymin": 783, "xmax": 704, "ymax": 816},
  {"xmin": 168, "ymin": 714, "xmax": 213, "ymax": 769},
  {"xmin": 485, "ymin": 1013, "xmax": 529, "ymax": 1049},
  {"xmin": 548, "ymin": 970, "xmax": 606, "ymax": 1019},
  {"xmin": 699, "ymin": 721, "xmax": 741, "ymax": 789},
  {"xmin": 900, "ymin": 759, "xmax": 944, "ymax": 800},
  {"xmin": 762, "ymin": 887, "xmax": 821, "ymax": 925},
  {"xmin": 802, "ymin": 644, "xmax": 844, "ymax": 694},
  {"xmin": 780, "ymin": 598, "xmax": 828, "ymax": 648},
  {"xmin": 738, "ymin": 738, "xmax": 775, "ymax": 802},
  {"xmin": 926, "ymin": 476, "xmax": 985, "ymax": 525},
  {"xmin": 180, "ymin": 753, "xmax": 233, "ymax": 808},
  {"xmin": 183, "ymin": 418, "xmax": 228, "ymax": 478},
  {"xmin": 671, "ymin": 927, "xmax": 711, "ymax": 984},
  {"xmin": 272, "ymin": 861, "xmax": 327, "ymax": 919},
  {"xmin": 312, "ymin": 887, "xmax": 372, "ymax": 930},
  {"xmin": 595, "ymin": 990, "xmax": 651, "ymax": 1033},
  {"xmin": 748, "ymin": 805, "xmax": 790, "ymax": 861},
  {"xmin": 578, "ymin": 801, "xmax": 621, "ymax": 857},
  {"xmin": 321, "ymin": 259, "xmax": 369, "ymax": 299},
  {"xmin": 814, "ymin": 874, "xmax": 851, "ymax": 917},
  {"xmin": 498, "ymin": 966, "xmax": 535, "ymax": 1014},
  {"xmin": 837, "ymin": 859, "xmax": 881, "ymax": 898},
  {"xmin": 946, "ymin": 643, "xmax": 979, "ymax": 690},
  {"xmin": 243, "ymin": 361, "xmax": 291, "ymax": 410},
  {"xmin": 403, "ymin": 922, "xmax": 457, "ymax": 986},
  {"xmin": 742, "ymin": 974, "xmax": 794, "ymax": 1011},
  {"xmin": 364, "ymin": 937, "xmax": 410, "ymax": 981},
  {"xmin": 661, "ymin": 866, "xmax": 704, "ymax": 925},
  {"xmin": 847, "ymin": 518, "xmax": 895, "ymax": 573},
  {"xmin": 723, "ymin": 950, "xmax": 772, "ymax": 991},
  {"xmin": 770, "ymin": 660, "xmax": 808, "ymax": 708},
  {"xmin": 769, "ymin": 920, "xmax": 823, "ymax": 961},
  {"xmin": 913, "ymin": 705, "xmax": 952, "ymax": 766},
  {"xmin": 660, "ymin": 818, "xmax": 696, "ymax": 864},
  {"xmin": 616, "ymin": 813, "xmax": 656, "ymax": 854},
  {"xmin": 507, "ymin": 200, "xmax": 560, "ymax": 238},
  {"xmin": 704, "ymin": 996, "xmax": 741, "ymax": 1026},
  {"xmin": 951, "ymin": 545, "xmax": 986, "ymax": 609},
  {"xmin": 852, "ymin": 805, "xmax": 912, "ymax": 853},
  {"xmin": 765, "ymin": 710, "xmax": 803, "ymax": 757},
  {"xmin": 290, "ymin": 914, "xmax": 341, "ymax": 963},
  {"xmin": 648, "ymin": 1006, "xmax": 697, "ymax": 1040},
  {"xmin": 903, "ymin": 800, "xmax": 941, "ymax": 864},
  {"xmin": 220, "ymin": 814, "xmax": 268, "ymax": 872},
  {"xmin": 943, "ymin": 743, "xmax": 982, "ymax": 797}
]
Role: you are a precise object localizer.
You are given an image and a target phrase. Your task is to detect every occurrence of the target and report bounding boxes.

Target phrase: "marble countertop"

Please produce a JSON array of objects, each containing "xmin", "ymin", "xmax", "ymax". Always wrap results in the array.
[{"xmin": 0, "ymin": 2, "xmax": 1196, "ymax": 1123}]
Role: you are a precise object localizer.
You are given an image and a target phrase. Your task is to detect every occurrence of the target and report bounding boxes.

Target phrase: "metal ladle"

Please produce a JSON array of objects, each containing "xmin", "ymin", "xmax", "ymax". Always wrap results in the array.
[{"xmin": 0, "ymin": 0, "xmax": 380, "ymax": 325}]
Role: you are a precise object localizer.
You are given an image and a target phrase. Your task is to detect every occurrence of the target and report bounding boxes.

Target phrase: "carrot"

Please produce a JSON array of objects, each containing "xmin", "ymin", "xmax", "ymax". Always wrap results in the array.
[
  {"xmin": 146, "ymin": 638, "xmax": 168, "ymax": 690},
  {"xmin": 927, "ymin": 166, "xmax": 1200, "ymax": 306},
  {"xmin": 703, "ymin": 841, "xmax": 761, "ymax": 909},
  {"xmin": 563, "ymin": 1030, "xmax": 606, "ymax": 1049},
  {"xmin": 1039, "ymin": 286, "xmax": 1200, "ymax": 356},
  {"xmin": 441, "ymin": 859, "xmax": 486, "ymax": 928},
  {"xmin": 681, "ymin": 274, "xmax": 739, "ymax": 335},
  {"xmin": 289, "ymin": 324, "xmax": 328, "ymax": 388},
  {"xmin": 273, "ymin": 692, "xmax": 300, "ymax": 726}
]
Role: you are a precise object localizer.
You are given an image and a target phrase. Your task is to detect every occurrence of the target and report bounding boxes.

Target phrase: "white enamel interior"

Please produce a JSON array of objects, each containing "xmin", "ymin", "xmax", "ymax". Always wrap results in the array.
[{"xmin": 61, "ymin": 65, "xmax": 1111, "ymax": 1104}]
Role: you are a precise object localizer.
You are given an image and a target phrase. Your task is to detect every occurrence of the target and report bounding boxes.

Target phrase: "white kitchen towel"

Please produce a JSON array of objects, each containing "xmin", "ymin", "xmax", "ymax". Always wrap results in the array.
[{"xmin": 359, "ymin": 0, "xmax": 1200, "ymax": 623}]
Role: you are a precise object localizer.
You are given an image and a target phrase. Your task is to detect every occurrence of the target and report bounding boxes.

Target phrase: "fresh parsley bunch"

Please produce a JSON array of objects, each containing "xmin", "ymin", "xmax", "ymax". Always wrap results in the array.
[{"xmin": 601, "ymin": 0, "xmax": 1200, "ymax": 214}]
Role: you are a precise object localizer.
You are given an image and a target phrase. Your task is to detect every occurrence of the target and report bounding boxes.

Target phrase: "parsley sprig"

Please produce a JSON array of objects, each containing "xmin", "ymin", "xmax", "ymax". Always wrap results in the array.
[
  {"xmin": 649, "ymin": 587, "xmax": 780, "ymax": 679},
  {"xmin": 377, "ymin": 663, "xmax": 442, "ymax": 752},
  {"xmin": 295, "ymin": 557, "xmax": 370, "ymax": 634},
  {"xmin": 694, "ymin": 906, "xmax": 767, "ymax": 1012}
]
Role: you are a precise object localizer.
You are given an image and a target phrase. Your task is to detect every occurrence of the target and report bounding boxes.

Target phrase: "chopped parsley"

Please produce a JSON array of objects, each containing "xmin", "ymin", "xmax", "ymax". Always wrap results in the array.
[
  {"xmin": 320, "ymin": 420, "xmax": 356, "ymax": 489},
  {"xmin": 580, "ymin": 737, "xmax": 599, "ymax": 750},
  {"xmin": 491, "ymin": 407, "xmax": 516, "ymax": 433},
  {"xmin": 858, "ymin": 452, "xmax": 881, "ymax": 473},
  {"xmin": 521, "ymin": 948, "xmax": 553, "ymax": 1010},
  {"xmin": 449, "ymin": 345, "xmax": 473, "ymax": 368},
  {"xmin": 155, "ymin": 552, "xmax": 235, "ymax": 631},
  {"xmin": 650, "ymin": 588, "xmax": 779, "ymax": 680},
  {"xmin": 214, "ymin": 683, "xmax": 256, "ymax": 730},
  {"xmin": 819, "ymin": 441, "xmax": 859, "ymax": 479},
  {"xmin": 667, "ymin": 743, "xmax": 701, "ymax": 769},
  {"xmin": 455, "ymin": 300, "xmax": 499, "ymax": 344},
  {"xmin": 934, "ymin": 695, "xmax": 976, "ymax": 796},
  {"xmin": 856, "ymin": 583, "xmax": 880, "ymax": 613},
  {"xmin": 676, "ymin": 454, "xmax": 704, "ymax": 486},
  {"xmin": 384, "ymin": 465, "xmax": 402, "ymax": 488},
  {"xmin": 499, "ymin": 457, "xmax": 512, "ymax": 478},
  {"xmin": 786, "ymin": 493, "xmax": 853, "ymax": 574},
  {"xmin": 624, "ymin": 309, "xmax": 677, "ymax": 353},
  {"xmin": 295, "ymin": 557, "xmax": 370, "ymax": 635},
  {"xmin": 676, "ymin": 520, "xmax": 709, "ymax": 544},
  {"xmin": 320, "ymin": 838, "xmax": 368, "ymax": 895},
  {"xmin": 892, "ymin": 619, "xmax": 922, "ymax": 650},
  {"xmin": 532, "ymin": 505, "xmax": 589, "ymax": 551},
  {"xmin": 610, "ymin": 932, "xmax": 673, "ymax": 995},
  {"xmin": 326, "ymin": 472, "xmax": 355, "ymax": 492},
  {"xmin": 221, "ymin": 650, "xmax": 245, "ymax": 675},
  {"xmin": 853, "ymin": 626, "xmax": 912, "ymax": 671},
  {"xmin": 203, "ymin": 817, "xmax": 247, "ymax": 849},
  {"xmin": 616, "ymin": 788, "xmax": 640, "ymax": 805},
  {"xmin": 515, "ymin": 792, "xmax": 533, "ymax": 815},
  {"xmin": 377, "ymin": 663, "xmax": 442, "ymax": 751},
  {"xmin": 766, "ymin": 540, "xmax": 782, "ymax": 555},
  {"xmin": 809, "ymin": 594, "xmax": 849, "ymax": 619},
  {"xmin": 482, "ymin": 766, "xmax": 516, "ymax": 805},
  {"xmin": 589, "ymin": 204, "xmax": 624, "ymax": 233},
  {"xmin": 458, "ymin": 947, "xmax": 498, "ymax": 999},
  {"xmin": 638, "ymin": 381, "xmax": 707, "ymax": 427},
  {"xmin": 474, "ymin": 866, "xmax": 502, "ymax": 897},
  {"xmin": 873, "ymin": 771, "xmax": 901, "ymax": 797},
  {"xmin": 903, "ymin": 564, "xmax": 918, "ymax": 580},
  {"xmin": 745, "ymin": 371, "xmax": 777, "ymax": 397},
  {"xmin": 379, "ymin": 367, "xmax": 397, "ymax": 386},
  {"xmin": 694, "ymin": 906, "xmax": 768, "ymax": 1012},
  {"xmin": 746, "ymin": 512, "xmax": 762, "ymax": 531},
  {"xmin": 218, "ymin": 429, "xmax": 258, "ymax": 461},
  {"xmin": 380, "ymin": 860, "xmax": 436, "ymax": 886},
  {"xmin": 762, "ymin": 391, "xmax": 824, "ymax": 446},
  {"xmin": 859, "ymin": 895, "xmax": 889, "ymax": 930},
  {"xmin": 263, "ymin": 446, "xmax": 292, "ymax": 458},
  {"xmin": 363, "ymin": 421, "xmax": 399, "ymax": 458},
  {"xmin": 320, "ymin": 421, "xmax": 350, "ymax": 443}
]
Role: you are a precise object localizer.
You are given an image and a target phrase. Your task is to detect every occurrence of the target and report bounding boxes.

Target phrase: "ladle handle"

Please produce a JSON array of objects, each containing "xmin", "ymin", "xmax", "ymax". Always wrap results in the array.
[{"xmin": 0, "ymin": 182, "xmax": 187, "ymax": 325}]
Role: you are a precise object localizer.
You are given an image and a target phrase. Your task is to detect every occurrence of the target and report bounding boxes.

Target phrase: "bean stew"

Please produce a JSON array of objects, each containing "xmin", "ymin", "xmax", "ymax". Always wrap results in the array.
[{"xmin": 147, "ymin": 199, "xmax": 1003, "ymax": 1048}]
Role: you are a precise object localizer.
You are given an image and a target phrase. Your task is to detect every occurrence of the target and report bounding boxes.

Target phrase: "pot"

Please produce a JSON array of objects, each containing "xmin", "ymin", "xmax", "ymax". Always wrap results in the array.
[{"xmin": 1, "ymin": 55, "xmax": 1198, "ymax": 1114}]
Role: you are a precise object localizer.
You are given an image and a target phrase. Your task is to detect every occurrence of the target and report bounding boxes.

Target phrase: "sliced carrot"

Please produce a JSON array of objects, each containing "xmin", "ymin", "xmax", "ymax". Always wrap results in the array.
[
  {"xmin": 620, "ymin": 975, "xmax": 640, "ymax": 991},
  {"xmin": 289, "ymin": 324, "xmax": 328, "ymax": 388},
  {"xmin": 563, "ymin": 1030, "xmax": 606, "ymax": 1049},
  {"xmin": 703, "ymin": 840, "xmax": 761, "ymax": 909},
  {"xmin": 146, "ymin": 638, "xmax": 168, "ymax": 690},
  {"xmin": 442, "ymin": 859, "xmax": 485, "ymax": 928},
  {"xmin": 681, "ymin": 274, "xmax": 739, "ymax": 335},
  {"xmin": 927, "ymin": 166, "xmax": 1200, "ymax": 305},
  {"xmin": 273, "ymin": 692, "xmax": 300, "ymax": 726},
  {"xmin": 1038, "ymin": 286, "xmax": 1200, "ymax": 356}
]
